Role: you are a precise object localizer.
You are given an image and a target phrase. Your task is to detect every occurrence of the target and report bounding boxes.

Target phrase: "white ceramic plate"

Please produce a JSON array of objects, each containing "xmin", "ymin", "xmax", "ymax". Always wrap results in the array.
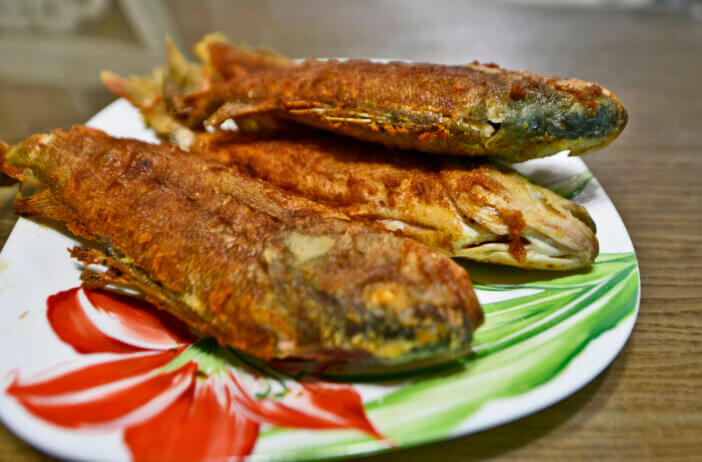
[{"xmin": 0, "ymin": 100, "xmax": 639, "ymax": 461}]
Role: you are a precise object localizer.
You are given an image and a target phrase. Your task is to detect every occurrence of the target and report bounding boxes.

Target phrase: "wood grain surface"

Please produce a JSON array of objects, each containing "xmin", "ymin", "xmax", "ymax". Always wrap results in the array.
[{"xmin": 1, "ymin": 1, "xmax": 700, "ymax": 460}]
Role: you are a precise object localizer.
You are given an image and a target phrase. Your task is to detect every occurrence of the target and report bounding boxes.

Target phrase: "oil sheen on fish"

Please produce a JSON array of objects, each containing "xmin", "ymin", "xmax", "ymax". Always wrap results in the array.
[
  {"xmin": 103, "ymin": 68, "xmax": 598, "ymax": 270},
  {"xmin": 163, "ymin": 34, "xmax": 627, "ymax": 162},
  {"xmin": 0, "ymin": 126, "xmax": 482, "ymax": 363}
]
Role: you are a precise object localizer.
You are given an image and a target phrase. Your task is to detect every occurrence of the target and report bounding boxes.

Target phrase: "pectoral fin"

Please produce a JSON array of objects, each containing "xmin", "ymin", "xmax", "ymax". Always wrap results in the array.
[
  {"xmin": 13, "ymin": 189, "xmax": 93, "ymax": 238},
  {"xmin": 205, "ymin": 101, "xmax": 282, "ymax": 132}
]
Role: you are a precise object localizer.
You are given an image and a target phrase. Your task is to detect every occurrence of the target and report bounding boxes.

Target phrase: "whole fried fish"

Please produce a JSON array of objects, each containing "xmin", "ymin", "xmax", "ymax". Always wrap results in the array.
[
  {"xmin": 163, "ymin": 34, "xmax": 627, "ymax": 162},
  {"xmin": 103, "ymin": 64, "xmax": 598, "ymax": 270},
  {"xmin": 0, "ymin": 126, "xmax": 482, "ymax": 363}
]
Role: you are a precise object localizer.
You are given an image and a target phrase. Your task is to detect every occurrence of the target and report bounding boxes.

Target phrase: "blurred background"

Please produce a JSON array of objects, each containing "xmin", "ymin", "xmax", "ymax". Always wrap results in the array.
[{"xmin": 0, "ymin": 0, "xmax": 701, "ymax": 145}]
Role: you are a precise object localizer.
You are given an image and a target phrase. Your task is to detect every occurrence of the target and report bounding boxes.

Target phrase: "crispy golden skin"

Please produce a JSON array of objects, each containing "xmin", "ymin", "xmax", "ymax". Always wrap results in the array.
[
  {"xmin": 103, "ymin": 67, "xmax": 598, "ymax": 270},
  {"xmin": 0, "ymin": 126, "xmax": 482, "ymax": 363},
  {"xmin": 164, "ymin": 34, "xmax": 627, "ymax": 162}
]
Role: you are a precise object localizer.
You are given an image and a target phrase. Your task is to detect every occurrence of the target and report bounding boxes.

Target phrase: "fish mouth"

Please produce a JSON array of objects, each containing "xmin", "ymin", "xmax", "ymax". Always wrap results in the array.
[{"xmin": 264, "ymin": 224, "xmax": 483, "ymax": 364}]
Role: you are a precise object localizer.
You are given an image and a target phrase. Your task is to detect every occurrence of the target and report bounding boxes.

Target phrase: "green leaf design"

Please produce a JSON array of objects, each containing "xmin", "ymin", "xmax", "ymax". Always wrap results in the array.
[
  {"xmin": 254, "ymin": 253, "xmax": 639, "ymax": 460},
  {"xmin": 160, "ymin": 337, "xmax": 226, "ymax": 376},
  {"xmin": 542, "ymin": 170, "xmax": 594, "ymax": 199},
  {"xmin": 470, "ymin": 253, "xmax": 634, "ymax": 291}
]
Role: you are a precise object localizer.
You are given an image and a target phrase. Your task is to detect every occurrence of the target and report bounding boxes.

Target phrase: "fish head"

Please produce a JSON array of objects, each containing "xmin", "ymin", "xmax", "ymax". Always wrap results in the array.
[
  {"xmin": 262, "ymin": 219, "xmax": 483, "ymax": 364},
  {"xmin": 441, "ymin": 162, "xmax": 598, "ymax": 271},
  {"xmin": 481, "ymin": 72, "xmax": 628, "ymax": 161}
]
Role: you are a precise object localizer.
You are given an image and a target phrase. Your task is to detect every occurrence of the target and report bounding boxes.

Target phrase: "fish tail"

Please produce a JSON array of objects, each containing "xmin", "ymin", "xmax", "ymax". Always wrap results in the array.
[
  {"xmin": 100, "ymin": 69, "xmax": 163, "ymax": 110},
  {"xmin": 193, "ymin": 32, "xmax": 231, "ymax": 64},
  {"xmin": 163, "ymin": 37, "xmax": 209, "ymax": 100},
  {"xmin": 193, "ymin": 33, "xmax": 292, "ymax": 77}
]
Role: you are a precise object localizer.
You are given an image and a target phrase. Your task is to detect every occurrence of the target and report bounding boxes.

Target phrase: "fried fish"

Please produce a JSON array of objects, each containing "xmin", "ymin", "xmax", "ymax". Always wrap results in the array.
[
  {"xmin": 0, "ymin": 126, "xmax": 482, "ymax": 363},
  {"xmin": 103, "ymin": 64, "xmax": 598, "ymax": 271},
  {"xmin": 163, "ymin": 34, "xmax": 627, "ymax": 162}
]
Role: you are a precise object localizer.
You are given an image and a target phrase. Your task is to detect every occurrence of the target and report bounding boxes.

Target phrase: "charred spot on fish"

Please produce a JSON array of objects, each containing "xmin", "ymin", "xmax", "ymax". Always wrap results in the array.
[{"xmin": 127, "ymin": 157, "xmax": 153, "ymax": 176}]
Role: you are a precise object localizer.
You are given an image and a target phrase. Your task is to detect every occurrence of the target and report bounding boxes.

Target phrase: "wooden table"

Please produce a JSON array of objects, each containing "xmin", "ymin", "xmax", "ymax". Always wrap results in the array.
[{"xmin": 1, "ymin": 1, "xmax": 700, "ymax": 460}]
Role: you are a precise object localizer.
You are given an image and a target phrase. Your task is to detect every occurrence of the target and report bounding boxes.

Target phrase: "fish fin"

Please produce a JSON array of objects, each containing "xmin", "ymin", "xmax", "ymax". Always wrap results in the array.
[
  {"xmin": 70, "ymin": 246, "xmax": 108, "ymax": 266},
  {"xmin": 102, "ymin": 68, "xmax": 198, "ymax": 150},
  {"xmin": 164, "ymin": 37, "xmax": 284, "ymax": 133},
  {"xmin": 69, "ymin": 247, "xmax": 128, "ymax": 290},
  {"xmin": 14, "ymin": 189, "xmax": 74, "ymax": 222},
  {"xmin": 71, "ymin": 246, "xmax": 152, "ymax": 293},
  {"xmin": 193, "ymin": 32, "xmax": 231, "ymax": 64},
  {"xmin": 103, "ymin": 48, "xmax": 279, "ymax": 143},
  {"xmin": 203, "ymin": 98, "xmax": 294, "ymax": 134},
  {"xmin": 204, "ymin": 101, "xmax": 281, "ymax": 130},
  {"xmin": 13, "ymin": 188, "xmax": 93, "ymax": 238},
  {"xmin": 211, "ymin": 101, "xmax": 279, "ymax": 118},
  {"xmin": 163, "ymin": 38, "xmax": 211, "ymax": 108},
  {"xmin": 70, "ymin": 246, "xmax": 211, "ymax": 335},
  {"xmin": 100, "ymin": 69, "xmax": 163, "ymax": 109},
  {"xmin": 287, "ymin": 106, "xmax": 385, "ymax": 131},
  {"xmin": 207, "ymin": 101, "xmax": 383, "ymax": 132},
  {"xmin": 194, "ymin": 33, "xmax": 292, "ymax": 77},
  {"xmin": 70, "ymin": 247, "xmax": 158, "ymax": 294}
]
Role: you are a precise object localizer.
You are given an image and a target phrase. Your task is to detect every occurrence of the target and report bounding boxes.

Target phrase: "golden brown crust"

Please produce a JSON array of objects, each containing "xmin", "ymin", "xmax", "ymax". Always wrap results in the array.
[
  {"xmin": 164, "ymin": 36, "xmax": 627, "ymax": 161},
  {"xmin": 2, "ymin": 126, "xmax": 482, "ymax": 363},
  {"xmin": 103, "ymin": 68, "xmax": 599, "ymax": 270},
  {"xmin": 204, "ymin": 131, "xmax": 598, "ymax": 269}
]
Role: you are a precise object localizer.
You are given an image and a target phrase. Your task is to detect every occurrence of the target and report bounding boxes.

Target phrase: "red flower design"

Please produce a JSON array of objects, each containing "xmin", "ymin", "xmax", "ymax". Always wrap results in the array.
[{"xmin": 6, "ymin": 287, "xmax": 383, "ymax": 461}]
